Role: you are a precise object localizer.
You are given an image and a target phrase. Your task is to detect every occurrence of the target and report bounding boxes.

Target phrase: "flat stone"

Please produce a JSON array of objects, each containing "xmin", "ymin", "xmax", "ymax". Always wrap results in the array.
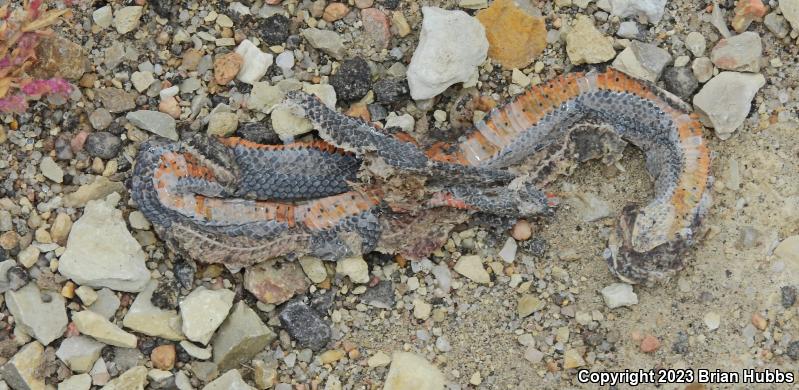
[
  {"xmin": 179, "ymin": 340, "xmax": 212, "ymax": 360},
  {"xmin": 213, "ymin": 301, "xmax": 275, "ymax": 371},
  {"xmin": 92, "ymin": 6, "xmax": 113, "ymax": 28},
  {"xmin": 611, "ymin": 41, "xmax": 671, "ymax": 82},
  {"xmin": 0, "ymin": 342, "xmax": 44, "ymax": 390},
  {"xmin": 63, "ymin": 177, "xmax": 125, "ymax": 208},
  {"xmin": 5, "ymin": 283, "xmax": 68, "ymax": 345},
  {"xmin": 566, "ymin": 15, "xmax": 616, "ymax": 65},
  {"xmin": 361, "ymin": 8, "xmax": 392, "ymax": 50},
  {"xmin": 31, "ymin": 36, "xmax": 89, "ymax": 81},
  {"xmin": 406, "ymin": 7, "xmax": 487, "ymax": 100},
  {"xmin": 301, "ymin": 28, "xmax": 346, "ymax": 59},
  {"xmin": 704, "ymin": 311, "xmax": 721, "ymax": 330},
  {"xmin": 58, "ymin": 373, "xmax": 92, "ymax": 390},
  {"xmin": 476, "ymin": 0, "xmax": 546, "ymax": 69},
  {"xmin": 616, "ymin": 21, "xmax": 639, "ymax": 39},
  {"xmin": 609, "ymin": 0, "xmax": 667, "ymax": 23},
  {"xmin": 206, "ymin": 112, "xmax": 239, "ymax": 137},
  {"xmin": 101, "ymin": 366, "xmax": 147, "ymax": 390},
  {"xmin": 517, "ymin": 294, "xmax": 545, "ymax": 317},
  {"xmin": 563, "ymin": 348, "xmax": 586, "ymax": 368},
  {"xmin": 180, "ymin": 287, "xmax": 234, "ymax": 345},
  {"xmin": 453, "ymin": 255, "xmax": 490, "ymax": 284},
  {"xmin": 249, "ymin": 82, "xmax": 284, "ymax": 113},
  {"xmin": 271, "ymin": 105, "xmax": 313, "ymax": 141},
  {"xmin": 126, "ymin": 110, "xmax": 178, "ymax": 140},
  {"xmin": 113, "ymin": 6, "xmax": 143, "ymax": 34},
  {"xmin": 710, "ymin": 31, "xmax": 762, "ymax": 72},
  {"xmin": 245, "ymin": 261, "xmax": 308, "ymax": 305},
  {"xmin": 131, "ymin": 71, "xmax": 155, "ymax": 93},
  {"xmin": 780, "ymin": 0, "xmax": 799, "ymax": 30},
  {"xmin": 252, "ymin": 360, "xmax": 278, "ymax": 389},
  {"xmin": 600, "ymin": 283, "xmax": 638, "ymax": 309},
  {"xmin": 691, "ymin": 57, "xmax": 714, "ymax": 83},
  {"xmin": 58, "ymin": 196, "xmax": 150, "ymax": 292},
  {"xmin": 73, "ymin": 310, "xmax": 137, "ymax": 348},
  {"xmin": 498, "ymin": 237, "xmax": 517, "ymax": 263},
  {"xmin": 40, "ymin": 156, "xmax": 63, "ymax": 183},
  {"xmin": 202, "ymin": 369, "xmax": 254, "ymax": 390},
  {"xmin": 692, "ymin": 71, "xmax": 765, "ymax": 139},
  {"xmin": 335, "ymin": 257, "xmax": 369, "ymax": 284},
  {"xmin": 56, "ymin": 336, "xmax": 105, "ymax": 373},
  {"xmin": 88, "ymin": 288, "xmax": 121, "ymax": 319},
  {"xmin": 368, "ymin": 351, "xmax": 392, "ymax": 367},
  {"xmin": 764, "ymin": 12, "xmax": 790, "ymax": 38},
  {"xmin": 383, "ymin": 352, "xmax": 445, "ymax": 390},
  {"xmin": 123, "ymin": 280, "xmax": 184, "ymax": 341},
  {"xmin": 234, "ymin": 39, "xmax": 273, "ymax": 85},
  {"xmin": 278, "ymin": 299, "xmax": 331, "ymax": 351},
  {"xmin": 662, "ymin": 66, "xmax": 698, "ymax": 100},
  {"xmin": 97, "ymin": 88, "xmax": 136, "ymax": 113},
  {"xmin": 685, "ymin": 31, "xmax": 706, "ymax": 56},
  {"xmin": 17, "ymin": 245, "xmax": 39, "ymax": 268},
  {"xmin": 359, "ymin": 280, "xmax": 395, "ymax": 309},
  {"xmin": 89, "ymin": 108, "xmax": 113, "ymax": 130},
  {"xmin": 775, "ymin": 236, "xmax": 799, "ymax": 263}
]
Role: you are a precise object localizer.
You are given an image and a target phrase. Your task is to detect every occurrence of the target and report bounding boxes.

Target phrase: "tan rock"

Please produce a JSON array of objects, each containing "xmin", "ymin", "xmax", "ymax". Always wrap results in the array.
[
  {"xmin": 323, "ymin": 3, "xmax": 350, "ymax": 21},
  {"xmin": 565, "ymin": 16, "xmax": 616, "ymax": 65},
  {"xmin": 214, "ymin": 52, "xmax": 244, "ymax": 85},
  {"xmin": 476, "ymin": 0, "xmax": 546, "ymax": 69}
]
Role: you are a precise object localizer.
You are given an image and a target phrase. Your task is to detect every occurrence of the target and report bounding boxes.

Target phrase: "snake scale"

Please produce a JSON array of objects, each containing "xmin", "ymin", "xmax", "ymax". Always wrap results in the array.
[{"xmin": 131, "ymin": 69, "xmax": 713, "ymax": 284}]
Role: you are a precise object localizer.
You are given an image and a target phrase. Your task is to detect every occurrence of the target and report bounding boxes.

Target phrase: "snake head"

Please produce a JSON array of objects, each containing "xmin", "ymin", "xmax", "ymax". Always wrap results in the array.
[{"xmin": 605, "ymin": 204, "xmax": 687, "ymax": 285}]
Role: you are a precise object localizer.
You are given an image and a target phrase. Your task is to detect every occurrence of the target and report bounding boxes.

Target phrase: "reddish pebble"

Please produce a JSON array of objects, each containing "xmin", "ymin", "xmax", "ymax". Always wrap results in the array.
[
  {"xmin": 354, "ymin": 0, "xmax": 374, "ymax": 8},
  {"xmin": 511, "ymin": 219, "xmax": 532, "ymax": 241},
  {"xmin": 151, "ymin": 344, "xmax": 176, "ymax": 370},
  {"xmin": 751, "ymin": 313, "xmax": 767, "ymax": 330},
  {"xmin": 70, "ymin": 131, "xmax": 89, "ymax": 153},
  {"xmin": 214, "ymin": 52, "xmax": 243, "ymax": 85},
  {"xmin": 361, "ymin": 8, "xmax": 391, "ymax": 50},
  {"xmin": 640, "ymin": 335, "xmax": 660, "ymax": 353},
  {"xmin": 323, "ymin": 3, "xmax": 350, "ymax": 22},
  {"xmin": 265, "ymin": 0, "xmax": 282, "ymax": 4}
]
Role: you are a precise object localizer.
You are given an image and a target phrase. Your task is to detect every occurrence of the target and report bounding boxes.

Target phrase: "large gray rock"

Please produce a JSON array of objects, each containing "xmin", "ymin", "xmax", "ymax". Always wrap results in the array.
[
  {"xmin": 5, "ymin": 283, "xmax": 68, "ymax": 345},
  {"xmin": 58, "ymin": 195, "xmax": 151, "ymax": 292},
  {"xmin": 0, "ymin": 342, "xmax": 45, "ymax": 390},
  {"xmin": 213, "ymin": 301, "xmax": 275, "ymax": 371}
]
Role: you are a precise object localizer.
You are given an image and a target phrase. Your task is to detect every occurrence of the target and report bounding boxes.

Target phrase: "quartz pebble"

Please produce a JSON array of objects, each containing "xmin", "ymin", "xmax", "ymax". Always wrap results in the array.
[
  {"xmin": 234, "ymin": 40, "xmax": 273, "ymax": 85},
  {"xmin": 600, "ymin": 283, "xmax": 638, "ymax": 308},
  {"xmin": 406, "ymin": 7, "xmax": 488, "ymax": 100}
]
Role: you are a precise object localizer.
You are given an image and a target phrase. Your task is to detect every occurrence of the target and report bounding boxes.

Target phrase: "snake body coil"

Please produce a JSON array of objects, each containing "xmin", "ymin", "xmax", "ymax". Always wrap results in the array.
[{"xmin": 131, "ymin": 69, "xmax": 712, "ymax": 284}]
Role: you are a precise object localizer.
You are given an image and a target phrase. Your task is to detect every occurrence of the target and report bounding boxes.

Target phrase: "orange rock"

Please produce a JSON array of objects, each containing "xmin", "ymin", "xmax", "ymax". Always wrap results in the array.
[
  {"xmin": 151, "ymin": 344, "xmax": 176, "ymax": 370},
  {"xmin": 158, "ymin": 96, "xmax": 181, "ymax": 119},
  {"xmin": 214, "ymin": 52, "xmax": 244, "ymax": 85},
  {"xmin": 751, "ymin": 313, "xmax": 767, "ymax": 330},
  {"xmin": 732, "ymin": 0, "xmax": 767, "ymax": 33},
  {"xmin": 639, "ymin": 335, "xmax": 660, "ymax": 353},
  {"xmin": 476, "ymin": 0, "xmax": 547, "ymax": 69},
  {"xmin": 346, "ymin": 103, "xmax": 371, "ymax": 122},
  {"xmin": 511, "ymin": 219, "xmax": 532, "ymax": 241},
  {"xmin": 323, "ymin": 3, "xmax": 350, "ymax": 22}
]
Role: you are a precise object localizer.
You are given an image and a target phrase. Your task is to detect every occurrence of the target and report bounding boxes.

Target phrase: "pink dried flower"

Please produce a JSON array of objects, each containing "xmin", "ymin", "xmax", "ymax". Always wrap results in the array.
[
  {"xmin": 0, "ymin": 94, "xmax": 28, "ymax": 113},
  {"xmin": 20, "ymin": 77, "xmax": 72, "ymax": 97}
]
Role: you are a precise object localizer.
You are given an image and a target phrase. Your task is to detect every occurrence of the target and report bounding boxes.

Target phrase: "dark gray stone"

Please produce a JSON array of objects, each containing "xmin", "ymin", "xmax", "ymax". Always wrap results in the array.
[
  {"xmin": 662, "ymin": 66, "xmax": 698, "ymax": 100},
  {"xmin": 84, "ymin": 132, "xmax": 123, "ymax": 160},
  {"xmin": 279, "ymin": 299, "xmax": 331, "ymax": 351}
]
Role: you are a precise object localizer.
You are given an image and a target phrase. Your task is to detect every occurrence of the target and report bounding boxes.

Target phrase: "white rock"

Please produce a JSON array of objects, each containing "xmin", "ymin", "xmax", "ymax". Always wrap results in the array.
[
  {"xmin": 271, "ymin": 105, "xmax": 313, "ymax": 141},
  {"xmin": 202, "ymin": 369, "xmax": 255, "ymax": 390},
  {"xmin": 58, "ymin": 373, "xmax": 92, "ymax": 390},
  {"xmin": 453, "ymin": 255, "xmax": 490, "ymax": 284},
  {"xmin": 498, "ymin": 237, "xmax": 517, "ymax": 263},
  {"xmin": 131, "ymin": 71, "xmax": 155, "ymax": 92},
  {"xmin": 92, "ymin": 6, "xmax": 113, "ymax": 29},
  {"xmin": 616, "ymin": 21, "xmax": 639, "ymax": 39},
  {"xmin": 780, "ymin": 0, "xmax": 799, "ymax": 30},
  {"xmin": 275, "ymin": 51, "xmax": 295, "ymax": 74},
  {"xmin": 383, "ymin": 352, "xmax": 445, "ymax": 390},
  {"xmin": 40, "ymin": 156, "xmax": 63, "ymax": 183},
  {"xmin": 56, "ymin": 336, "xmax": 105, "ymax": 373},
  {"xmin": 406, "ymin": 7, "xmax": 488, "ymax": 100},
  {"xmin": 704, "ymin": 311, "xmax": 721, "ymax": 330},
  {"xmin": 123, "ymin": 280, "xmax": 184, "ymax": 340},
  {"xmin": 58, "ymin": 196, "xmax": 151, "ymax": 292},
  {"xmin": 336, "ymin": 257, "xmax": 369, "ymax": 284},
  {"xmin": 299, "ymin": 257, "xmax": 328, "ymax": 284},
  {"xmin": 128, "ymin": 211, "xmax": 150, "ymax": 230},
  {"xmin": 609, "ymin": 0, "xmax": 667, "ymax": 24},
  {"xmin": 302, "ymin": 83, "xmax": 337, "ymax": 108},
  {"xmin": 113, "ymin": 6, "xmax": 143, "ymax": 35},
  {"xmin": 385, "ymin": 113, "xmax": 415, "ymax": 132},
  {"xmin": 412, "ymin": 299, "xmax": 432, "ymax": 320},
  {"xmin": 600, "ymin": 283, "xmax": 638, "ymax": 308},
  {"xmin": 5, "ymin": 283, "xmax": 67, "ymax": 345},
  {"xmin": 234, "ymin": 40, "xmax": 273, "ymax": 85},
  {"xmin": 180, "ymin": 286, "xmax": 235, "ymax": 345},
  {"xmin": 72, "ymin": 310, "xmax": 137, "ymax": 348},
  {"xmin": 692, "ymin": 72, "xmax": 765, "ymax": 139}
]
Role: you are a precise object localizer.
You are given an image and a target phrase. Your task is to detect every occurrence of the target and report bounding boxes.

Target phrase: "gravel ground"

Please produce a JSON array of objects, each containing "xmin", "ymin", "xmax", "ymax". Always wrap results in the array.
[{"xmin": 1, "ymin": 0, "xmax": 798, "ymax": 389}]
